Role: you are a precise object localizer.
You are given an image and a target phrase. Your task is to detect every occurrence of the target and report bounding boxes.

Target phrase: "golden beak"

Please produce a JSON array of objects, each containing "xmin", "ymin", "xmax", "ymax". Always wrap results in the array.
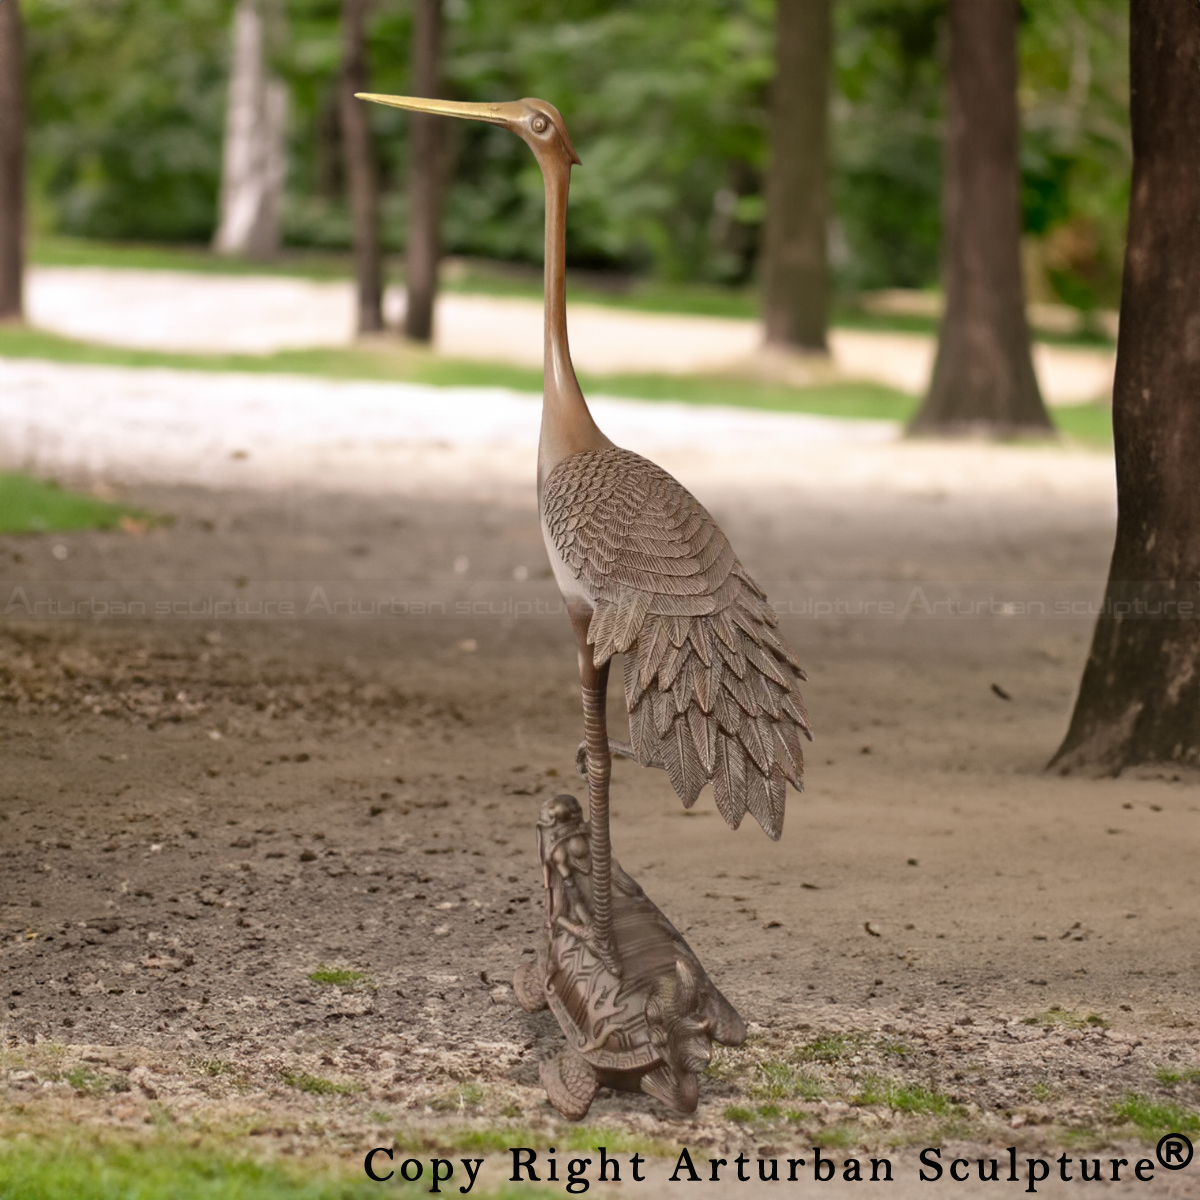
[
  {"xmin": 354, "ymin": 94, "xmax": 518, "ymax": 127},
  {"xmin": 355, "ymin": 93, "xmax": 581, "ymax": 166}
]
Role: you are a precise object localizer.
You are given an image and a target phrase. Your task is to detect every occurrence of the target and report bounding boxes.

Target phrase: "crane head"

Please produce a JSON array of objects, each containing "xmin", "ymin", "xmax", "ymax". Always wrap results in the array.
[{"xmin": 355, "ymin": 94, "xmax": 581, "ymax": 168}]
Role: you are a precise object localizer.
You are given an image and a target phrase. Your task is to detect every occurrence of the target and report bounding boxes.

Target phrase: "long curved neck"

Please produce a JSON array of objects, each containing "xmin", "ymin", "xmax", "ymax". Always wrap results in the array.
[{"xmin": 538, "ymin": 157, "xmax": 608, "ymax": 486}]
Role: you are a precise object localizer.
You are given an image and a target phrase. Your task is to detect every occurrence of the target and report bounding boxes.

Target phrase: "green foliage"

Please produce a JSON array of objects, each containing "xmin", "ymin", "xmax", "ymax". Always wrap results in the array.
[
  {"xmin": 23, "ymin": 0, "xmax": 233, "ymax": 242},
  {"xmin": 1018, "ymin": 0, "xmax": 1130, "ymax": 312},
  {"xmin": 834, "ymin": 0, "xmax": 946, "ymax": 291},
  {"xmin": 0, "ymin": 472, "xmax": 143, "ymax": 534},
  {"xmin": 0, "ymin": 1134, "xmax": 385, "ymax": 1200},
  {"xmin": 438, "ymin": 0, "xmax": 775, "ymax": 283},
  {"xmin": 20, "ymin": 0, "xmax": 1132, "ymax": 303}
]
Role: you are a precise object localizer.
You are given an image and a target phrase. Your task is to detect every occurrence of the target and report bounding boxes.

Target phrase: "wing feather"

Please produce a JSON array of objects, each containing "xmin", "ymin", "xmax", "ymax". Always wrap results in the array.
[
  {"xmin": 712, "ymin": 736, "xmax": 747, "ymax": 829},
  {"xmin": 542, "ymin": 446, "xmax": 811, "ymax": 840}
]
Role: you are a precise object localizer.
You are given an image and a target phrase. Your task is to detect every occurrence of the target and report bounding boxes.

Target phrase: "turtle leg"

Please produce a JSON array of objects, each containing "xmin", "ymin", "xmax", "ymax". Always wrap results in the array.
[
  {"xmin": 512, "ymin": 960, "xmax": 548, "ymax": 1013},
  {"xmin": 640, "ymin": 1063, "xmax": 699, "ymax": 1114},
  {"xmin": 539, "ymin": 1050, "xmax": 598, "ymax": 1121},
  {"xmin": 704, "ymin": 988, "xmax": 748, "ymax": 1047}
]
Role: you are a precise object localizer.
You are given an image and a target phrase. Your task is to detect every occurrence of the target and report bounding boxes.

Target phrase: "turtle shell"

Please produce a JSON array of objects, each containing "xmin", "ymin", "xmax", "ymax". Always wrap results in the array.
[{"xmin": 544, "ymin": 863, "xmax": 692, "ymax": 1075}]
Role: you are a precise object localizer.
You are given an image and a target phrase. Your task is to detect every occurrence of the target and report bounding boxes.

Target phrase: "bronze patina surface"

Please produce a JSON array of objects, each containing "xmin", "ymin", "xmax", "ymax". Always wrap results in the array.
[
  {"xmin": 357, "ymin": 90, "xmax": 811, "ymax": 1117},
  {"xmin": 514, "ymin": 795, "xmax": 746, "ymax": 1119}
]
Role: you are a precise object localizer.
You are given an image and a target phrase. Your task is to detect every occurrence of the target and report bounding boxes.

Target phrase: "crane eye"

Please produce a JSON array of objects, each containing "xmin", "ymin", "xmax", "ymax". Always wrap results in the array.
[{"xmin": 531, "ymin": 114, "xmax": 549, "ymax": 134}]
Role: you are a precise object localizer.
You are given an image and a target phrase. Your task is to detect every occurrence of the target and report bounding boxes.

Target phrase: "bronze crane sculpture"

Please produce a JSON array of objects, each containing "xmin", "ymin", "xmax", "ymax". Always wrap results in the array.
[{"xmin": 358, "ymin": 93, "xmax": 812, "ymax": 1118}]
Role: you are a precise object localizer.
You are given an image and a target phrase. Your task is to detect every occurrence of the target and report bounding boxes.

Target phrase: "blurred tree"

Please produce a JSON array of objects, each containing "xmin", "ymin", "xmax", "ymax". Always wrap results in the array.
[
  {"xmin": 404, "ymin": 0, "xmax": 445, "ymax": 343},
  {"xmin": 1050, "ymin": 0, "xmax": 1200, "ymax": 776},
  {"xmin": 763, "ymin": 0, "xmax": 831, "ymax": 353},
  {"xmin": 832, "ymin": 0, "xmax": 943, "ymax": 293},
  {"xmin": 909, "ymin": 0, "xmax": 1052, "ymax": 433},
  {"xmin": 340, "ymin": 0, "xmax": 383, "ymax": 333},
  {"xmin": 0, "ymin": 0, "xmax": 25, "ymax": 320},
  {"xmin": 276, "ymin": 0, "xmax": 361, "ymax": 251},
  {"xmin": 213, "ymin": 0, "xmax": 288, "ymax": 258}
]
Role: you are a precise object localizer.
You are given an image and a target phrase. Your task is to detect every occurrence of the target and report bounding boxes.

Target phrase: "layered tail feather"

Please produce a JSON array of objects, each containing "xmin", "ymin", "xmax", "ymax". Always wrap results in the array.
[{"xmin": 587, "ymin": 573, "xmax": 812, "ymax": 841}]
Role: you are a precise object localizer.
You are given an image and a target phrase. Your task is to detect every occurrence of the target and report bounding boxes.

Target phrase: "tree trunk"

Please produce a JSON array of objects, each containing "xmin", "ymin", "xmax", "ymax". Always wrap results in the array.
[
  {"xmin": 0, "ymin": 0, "xmax": 25, "ymax": 321},
  {"xmin": 213, "ymin": 0, "xmax": 288, "ymax": 260},
  {"xmin": 762, "ymin": 0, "xmax": 831, "ymax": 354},
  {"xmin": 909, "ymin": 0, "xmax": 1052, "ymax": 434},
  {"xmin": 403, "ymin": 0, "xmax": 445, "ymax": 344},
  {"xmin": 340, "ymin": 0, "xmax": 383, "ymax": 334},
  {"xmin": 1049, "ymin": 0, "xmax": 1200, "ymax": 776}
]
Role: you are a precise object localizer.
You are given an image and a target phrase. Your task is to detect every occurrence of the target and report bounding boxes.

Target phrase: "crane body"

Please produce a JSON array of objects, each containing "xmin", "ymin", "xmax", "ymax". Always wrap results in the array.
[{"xmin": 359, "ymin": 92, "xmax": 812, "ymax": 1117}]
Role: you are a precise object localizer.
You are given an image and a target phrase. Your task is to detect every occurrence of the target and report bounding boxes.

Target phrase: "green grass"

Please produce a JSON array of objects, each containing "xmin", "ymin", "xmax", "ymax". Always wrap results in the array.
[
  {"xmin": 429, "ymin": 1083, "xmax": 486, "ymax": 1113},
  {"xmin": 724, "ymin": 1102, "xmax": 820, "ymax": 1127},
  {"xmin": 816, "ymin": 1123, "xmax": 868, "ymax": 1149},
  {"xmin": 192, "ymin": 1057, "xmax": 240, "ymax": 1078},
  {"xmin": 853, "ymin": 1076, "xmax": 960, "ymax": 1116},
  {"xmin": 278, "ymin": 1070, "xmax": 361, "ymax": 1096},
  {"xmin": 0, "ymin": 1135, "xmax": 389, "ymax": 1200},
  {"xmin": 30, "ymin": 235, "xmax": 360, "ymax": 282},
  {"xmin": 793, "ymin": 1032, "xmax": 868, "ymax": 1064},
  {"xmin": 58, "ymin": 1065, "xmax": 131, "ymax": 1096},
  {"xmin": 1112, "ymin": 1094, "xmax": 1200, "ymax": 1138},
  {"xmin": 0, "ymin": 318, "xmax": 1114, "ymax": 443},
  {"xmin": 30, "ymin": 237, "xmax": 1118, "ymax": 346},
  {"xmin": 306, "ymin": 966, "xmax": 371, "ymax": 988},
  {"xmin": 1060, "ymin": 1126, "xmax": 1107, "ymax": 1150},
  {"xmin": 0, "ymin": 472, "xmax": 147, "ymax": 535},
  {"xmin": 29, "ymin": 237, "xmax": 761, "ymax": 317},
  {"xmin": 0, "ymin": 322, "xmax": 916, "ymax": 419},
  {"xmin": 748, "ymin": 1059, "xmax": 823, "ymax": 1102},
  {"xmin": 1047, "ymin": 403, "xmax": 1113, "ymax": 444},
  {"xmin": 832, "ymin": 306, "xmax": 1116, "ymax": 349},
  {"xmin": 1154, "ymin": 1066, "xmax": 1200, "ymax": 1086}
]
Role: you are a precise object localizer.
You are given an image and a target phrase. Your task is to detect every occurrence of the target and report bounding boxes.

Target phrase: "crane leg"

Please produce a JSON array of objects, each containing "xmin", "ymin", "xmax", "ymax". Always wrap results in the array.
[
  {"xmin": 575, "ymin": 737, "xmax": 634, "ymax": 779},
  {"xmin": 572, "ymin": 609, "xmax": 619, "ymax": 975}
]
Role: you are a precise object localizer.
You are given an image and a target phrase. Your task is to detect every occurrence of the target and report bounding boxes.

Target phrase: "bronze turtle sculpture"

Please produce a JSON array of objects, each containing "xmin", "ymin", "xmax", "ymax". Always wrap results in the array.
[{"xmin": 514, "ymin": 794, "xmax": 747, "ymax": 1120}]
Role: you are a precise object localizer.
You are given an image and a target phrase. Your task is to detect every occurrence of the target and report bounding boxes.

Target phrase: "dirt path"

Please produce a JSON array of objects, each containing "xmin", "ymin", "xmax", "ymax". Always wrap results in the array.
[
  {"xmin": 2, "ymin": 358, "xmax": 1117, "ymax": 519},
  {"xmin": 3, "ymin": 469, "xmax": 1197, "ymax": 1194},
  {"xmin": 25, "ymin": 266, "xmax": 1116, "ymax": 403}
]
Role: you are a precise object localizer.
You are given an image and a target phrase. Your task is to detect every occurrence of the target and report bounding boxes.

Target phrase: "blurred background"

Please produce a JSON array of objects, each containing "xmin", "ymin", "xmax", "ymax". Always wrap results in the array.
[{"xmin": 11, "ymin": 0, "xmax": 1127, "ymax": 344}]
